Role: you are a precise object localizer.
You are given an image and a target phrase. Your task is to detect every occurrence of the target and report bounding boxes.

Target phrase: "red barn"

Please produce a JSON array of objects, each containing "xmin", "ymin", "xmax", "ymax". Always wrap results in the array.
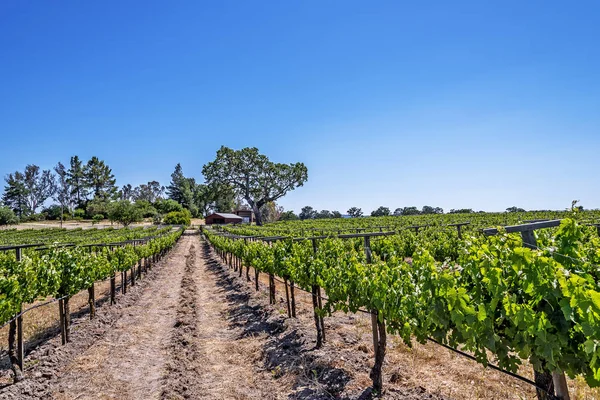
[{"xmin": 204, "ymin": 212, "xmax": 244, "ymax": 225}]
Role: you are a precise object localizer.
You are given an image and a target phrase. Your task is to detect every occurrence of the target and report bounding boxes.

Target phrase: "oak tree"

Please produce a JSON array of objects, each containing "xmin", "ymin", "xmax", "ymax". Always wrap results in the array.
[{"xmin": 202, "ymin": 147, "xmax": 308, "ymax": 225}]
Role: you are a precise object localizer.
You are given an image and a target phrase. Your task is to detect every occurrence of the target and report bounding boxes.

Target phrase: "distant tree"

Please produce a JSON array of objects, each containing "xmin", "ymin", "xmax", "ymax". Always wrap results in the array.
[
  {"xmin": 299, "ymin": 206, "xmax": 317, "ymax": 220},
  {"xmin": 120, "ymin": 184, "xmax": 134, "ymax": 201},
  {"xmin": 42, "ymin": 204, "xmax": 63, "ymax": 220},
  {"xmin": 331, "ymin": 211, "xmax": 342, "ymax": 218},
  {"xmin": 202, "ymin": 146, "xmax": 308, "ymax": 225},
  {"xmin": 86, "ymin": 198, "xmax": 111, "ymax": 218},
  {"xmin": 2, "ymin": 172, "xmax": 29, "ymax": 217},
  {"xmin": 260, "ymin": 201, "xmax": 284, "ymax": 223},
  {"xmin": 134, "ymin": 200, "xmax": 158, "ymax": 218},
  {"xmin": 279, "ymin": 210, "xmax": 299, "ymax": 221},
  {"xmin": 371, "ymin": 206, "xmax": 390, "ymax": 217},
  {"xmin": 107, "ymin": 200, "xmax": 142, "ymax": 227},
  {"xmin": 23, "ymin": 164, "xmax": 55, "ymax": 214},
  {"xmin": 84, "ymin": 157, "xmax": 117, "ymax": 200},
  {"xmin": 67, "ymin": 156, "xmax": 88, "ymax": 207},
  {"xmin": 154, "ymin": 199, "xmax": 183, "ymax": 214},
  {"xmin": 400, "ymin": 206, "xmax": 420, "ymax": 216},
  {"xmin": 53, "ymin": 162, "xmax": 74, "ymax": 225},
  {"xmin": 347, "ymin": 207, "xmax": 363, "ymax": 218},
  {"xmin": 133, "ymin": 181, "xmax": 164, "ymax": 203},
  {"xmin": 0, "ymin": 206, "xmax": 18, "ymax": 225},
  {"xmin": 506, "ymin": 206, "xmax": 526, "ymax": 213},
  {"xmin": 393, "ymin": 208, "xmax": 403, "ymax": 216},
  {"xmin": 422, "ymin": 205, "xmax": 444, "ymax": 214},
  {"xmin": 449, "ymin": 208, "xmax": 474, "ymax": 214},
  {"xmin": 315, "ymin": 210, "xmax": 333, "ymax": 219},
  {"xmin": 166, "ymin": 164, "xmax": 194, "ymax": 209}
]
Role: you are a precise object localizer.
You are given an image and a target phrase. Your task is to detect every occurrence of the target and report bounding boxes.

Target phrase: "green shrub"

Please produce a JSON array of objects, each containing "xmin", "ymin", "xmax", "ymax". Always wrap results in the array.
[
  {"xmin": 0, "ymin": 206, "xmax": 18, "ymax": 225},
  {"xmin": 163, "ymin": 209, "xmax": 191, "ymax": 226},
  {"xmin": 107, "ymin": 200, "xmax": 142, "ymax": 227},
  {"xmin": 74, "ymin": 208, "xmax": 86, "ymax": 218},
  {"xmin": 154, "ymin": 199, "xmax": 183, "ymax": 214},
  {"xmin": 92, "ymin": 214, "xmax": 104, "ymax": 225},
  {"xmin": 42, "ymin": 205, "xmax": 63, "ymax": 220}
]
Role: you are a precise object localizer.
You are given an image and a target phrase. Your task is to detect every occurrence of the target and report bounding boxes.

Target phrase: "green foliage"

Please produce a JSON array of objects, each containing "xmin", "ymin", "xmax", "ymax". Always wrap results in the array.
[
  {"xmin": 371, "ymin": 206, "xmax": 390, "ymax": 217},
  {"xmin": 42, "ymin": 205, "xmax": 63, "ymax": 220},
  {"xmin": 163, "ymin": 209, "xmax": 191, "ymax": 225},
  {"xmin": 205, "ymin": 212, "xmax": 600, "ymax": 387},
  {"xmin": 134, "ymin": 200, "xmax": 158, "ymax": 218},
  {"xmin": 84, "ymin": 156, "xmax": 117, "ymax": 201},
  {"xmin": 202, "ymin": 146, "xmax": 308, "ymax": 225},
  {"xmin": 299, "ymin": 206, "xmax": 316, "ymax": 220},
  {"xmin": 0, "ymin": 206, "xmax": 18, "ymax": 225},
  {"xmin": 92, "ymin": 214, "xmax": 104, "ymax": 224},
  {"xmin": 73, "ymin": 208, "xmax": 85, "ymax": 218},
  {"xmin": 154, "ymin": 199, "xmax": 183, "ymax": 214},
  {"xmin": 107, "ymin": 200, "xmax": 142, "ymax": 227},
  {"xmin": 85, "ymin": 198, "xmax": 110, "ymax": 218},
  {"xmin": 347, "ymin": 207, "xmax": 362, "ymax": 218},
  {"xmin": 279, "ymin": 211, "xmax": 299, "ymax": 221},
  {"xmin": 0, "ymin": 228, "xmax": 182, "ymax": 325}
]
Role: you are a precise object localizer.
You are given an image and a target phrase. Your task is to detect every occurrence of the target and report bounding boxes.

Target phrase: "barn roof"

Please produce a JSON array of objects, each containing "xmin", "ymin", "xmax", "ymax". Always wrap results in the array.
[{"xmin": 208, "ymin": 213, "xmax": 243, "ymax": 220}]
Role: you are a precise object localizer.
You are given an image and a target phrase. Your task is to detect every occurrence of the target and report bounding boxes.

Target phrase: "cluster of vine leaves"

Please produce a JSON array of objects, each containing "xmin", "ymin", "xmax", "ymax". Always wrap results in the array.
[
  {"xmin": 207, "ymin": 218, "xmax": 600, "ymax": 386},
  {"xmin": 0, "ymin": 229, "xmax": 182, "ymax": 325}
]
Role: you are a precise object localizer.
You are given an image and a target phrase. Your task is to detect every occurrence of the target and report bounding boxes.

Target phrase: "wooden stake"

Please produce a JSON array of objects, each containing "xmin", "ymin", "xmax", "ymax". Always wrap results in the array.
[
  {"xmin": 58, "ymin": 298, "xmax": 66, "ymax": 345},
  {"xmin": 88, "ymin": 284, "xmax": 96, "ymax": 319}
]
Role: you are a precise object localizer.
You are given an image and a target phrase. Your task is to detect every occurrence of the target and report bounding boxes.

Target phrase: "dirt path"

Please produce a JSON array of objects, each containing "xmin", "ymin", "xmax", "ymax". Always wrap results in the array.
[
  {"xmin": 49, "ymin": 233, "xmax": 285, "ymax": 400},
  {"xmin": 52, "ymin": 235, "xmax": 193, "ymax": 400},
  {"xmin": 162, "ymin": 237, "xmax": 285, "ymax": 400}
]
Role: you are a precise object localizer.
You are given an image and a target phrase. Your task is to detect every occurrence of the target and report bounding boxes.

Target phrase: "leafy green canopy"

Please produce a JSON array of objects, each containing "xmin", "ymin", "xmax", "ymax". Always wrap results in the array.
[{"xmin": 202, "ymin": 146, "xmax": 307, "ymax": 225}]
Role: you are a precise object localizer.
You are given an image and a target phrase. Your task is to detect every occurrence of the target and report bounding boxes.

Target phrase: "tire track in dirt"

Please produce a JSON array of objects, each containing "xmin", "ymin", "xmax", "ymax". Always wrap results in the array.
[
  {"xmin": 51, "ymin": 234, "xmax": 193, "ymax": 400},
  {"xmin": 161, "ymin": 241, "xmax": 201, "ymax": 399},
  {"xmin": 162, "ymin": 236, "xmax": 286, "ymax": 400}
]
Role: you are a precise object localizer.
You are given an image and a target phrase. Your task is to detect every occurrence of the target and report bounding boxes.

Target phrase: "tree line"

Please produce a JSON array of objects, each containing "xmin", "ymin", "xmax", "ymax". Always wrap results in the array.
[
  {"xmin": 0, "ymin": 156, "xmax": 197, "ymax": 226},
  {"xmin": 1, "ymin": 146, "xmax": 310, "ymax": 226}
]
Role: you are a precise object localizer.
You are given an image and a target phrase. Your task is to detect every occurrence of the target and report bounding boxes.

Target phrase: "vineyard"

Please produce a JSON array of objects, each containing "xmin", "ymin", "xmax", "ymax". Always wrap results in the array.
[
  {"xmin": 204, "ymin": 210, "xmax": 600, "ymax": 400},
  {"xmin": 2, "ymin": 210, "xmax": 600, "ymax": 399},
  {"xmin": 0, "ymin": 225, "xmax": 183, "ymax": 384}
]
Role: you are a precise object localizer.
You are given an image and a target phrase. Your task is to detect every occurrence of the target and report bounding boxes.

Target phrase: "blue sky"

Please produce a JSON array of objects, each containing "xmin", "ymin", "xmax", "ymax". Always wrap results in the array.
[{"xmin": 1, "ymin": 1, "xmax": 599, "ymax": 214}]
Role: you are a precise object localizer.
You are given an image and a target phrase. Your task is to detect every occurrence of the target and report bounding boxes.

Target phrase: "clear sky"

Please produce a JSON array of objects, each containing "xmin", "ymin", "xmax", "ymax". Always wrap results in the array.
[{"xmin": 1, "ymin": 1, "xmax": 599, "ymax": 214}]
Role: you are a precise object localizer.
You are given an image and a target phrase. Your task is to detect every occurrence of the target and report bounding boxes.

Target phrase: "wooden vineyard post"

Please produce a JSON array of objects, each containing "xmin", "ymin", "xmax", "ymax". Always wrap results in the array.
[
  {"xmin": 58, "ymin": 298, "xmax": 66, "ymax": 345},
  {"xmin": 290, "ymin": 281, "xmax": 296, "ymax": 317},
  {"xmin": 364, "ymin": 237, "xmax": 378, "ymax": 353},
  {"xmin": 255, "ymin": 268, "xmax": 260, "ymax": 291},
  {"xmin": 110, "ymin": 274, "xmax": 116, "ymax": 305},
  {"xmin": 269, "ymin": 273, "xmax": 276, "ymax": 304},
  {"xmin": 88, "ymin": 284, "xmax": 96, "ymax": 319},
  {"xmin": 123, "ymin": 270, "xmax": 127, "ymax": 294},
  {"xmin": 131, "ymin": 264, "xmax": 136, "ymax": 286},
  {"xmin": 63, "ymin": 296, "xmax": 71, "ymax": 343},
  {"xmin": 284, "ymin": 278, "xmax": 291, "ymax": 318},
  {"xmin": 15, "ymin": 248, "xmax": 24, "ymax": 376},
  {"xmin": 244, "ymin": 238, "xmax": 251, "ymax": 281},
  {"xmin": 311, "ymin": 238, "xmax": 324, "ymax": 348},
  {"xmin": 364, "ymin": 236, "xmax": 386, "ymax": 394}
]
